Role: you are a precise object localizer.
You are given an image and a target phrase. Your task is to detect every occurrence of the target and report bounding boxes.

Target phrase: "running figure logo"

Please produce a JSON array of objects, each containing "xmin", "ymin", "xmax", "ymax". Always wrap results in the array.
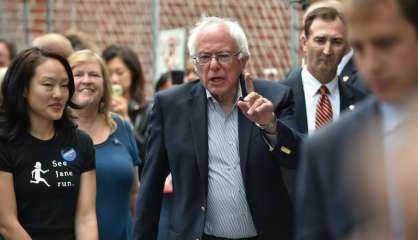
[{"xmin": 30, "ymin": 162, "xmax": 50, "ymax": 187}]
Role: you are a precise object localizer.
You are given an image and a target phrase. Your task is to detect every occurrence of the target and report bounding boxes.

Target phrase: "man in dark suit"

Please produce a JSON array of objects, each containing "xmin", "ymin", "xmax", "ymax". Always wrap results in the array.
[
  {"xmin": 134, "ymin": 16, "xmax": 300, "ymax": 240},
  {"xmin": 282, "ymin": 66, "xmax": 365, "ymax": 134},
  {"xmin": 282, "ymin": 7, "xmax": 366, "ymax": 135},
  {"xmin": 281, "ymin": 7, "xmax": 366, "ymax": 199},
  {"xmin": 288, "ymin": 0, "xmax": 369, "ymax": 94},
  {"xmin": 296, "ymin": 0, "xmax": 418, "ymax": 239},
  {"xmin": 338, "ymin": 52, "xmax": 369, "ymax": 92}
]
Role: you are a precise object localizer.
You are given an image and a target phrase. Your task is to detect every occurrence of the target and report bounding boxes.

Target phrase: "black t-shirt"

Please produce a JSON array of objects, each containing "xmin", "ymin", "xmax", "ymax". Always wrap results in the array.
[{"xmin": 0, "ymin": 129, "xmax": 95, "ymax": 240}]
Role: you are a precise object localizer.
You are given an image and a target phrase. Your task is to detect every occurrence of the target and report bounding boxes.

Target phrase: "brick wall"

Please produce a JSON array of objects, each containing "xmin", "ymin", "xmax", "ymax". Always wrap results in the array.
[{"xmin": 0, "ymin": 0, "xmax": 303, "ymax": 90}]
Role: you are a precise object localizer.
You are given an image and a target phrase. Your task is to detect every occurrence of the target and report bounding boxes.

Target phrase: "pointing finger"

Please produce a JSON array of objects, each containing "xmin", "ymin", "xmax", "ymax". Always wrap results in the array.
[{"xmin": 244, "ymin": 72, "xmax": 255, "ymax": 93}]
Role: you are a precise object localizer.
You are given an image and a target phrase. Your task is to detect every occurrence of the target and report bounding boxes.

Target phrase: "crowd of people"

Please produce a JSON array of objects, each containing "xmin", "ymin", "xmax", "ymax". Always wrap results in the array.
[{"xmin": 0, "ymin": 0, "xmax": 417, "ymax": 239}]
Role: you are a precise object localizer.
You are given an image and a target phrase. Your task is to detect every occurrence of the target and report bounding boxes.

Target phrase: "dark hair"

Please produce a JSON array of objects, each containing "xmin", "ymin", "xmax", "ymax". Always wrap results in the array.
[
  {"xmin": 0, "ymin": 38, "xmax": 16, "ymax": 62},
  {"xmin": 102, "ymin": 45, "xmax": 146, "ymax": 106},
  {"xmin": 155, "ymin": 70, "xmax": 184, "ymax": 92},
  {"xmin": 155, "ymin": 73, "xmax": 171, "ymax": 92},
  {"xmin": 344, "ymin": 0, "xmax": 418, "ymax": 32},
  {"xmin": 304, "ymin": 7, "xmax": 345, "ymax": 38},
  {"xmin": 0, "ymin": 47, "xmax": 78, "ymax": 143},
  {"xmin": 399, "ymin": 0, "xmax": 418, "ymax": 32},
  {"xmin": 170, "ymin": 70, "xmax": 185, "ymax": 85}
]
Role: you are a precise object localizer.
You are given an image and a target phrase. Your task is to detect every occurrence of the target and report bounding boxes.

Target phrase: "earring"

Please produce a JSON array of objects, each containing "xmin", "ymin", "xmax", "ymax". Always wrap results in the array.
[{"xmin": 98, "ymin": 100, "xmax": 105, "ymax": 113}]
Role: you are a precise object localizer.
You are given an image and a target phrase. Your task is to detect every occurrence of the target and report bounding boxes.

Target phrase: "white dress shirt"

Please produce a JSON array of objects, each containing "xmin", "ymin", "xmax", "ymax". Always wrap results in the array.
[
  {"xmin": 337, "ymin": 49, "xmax": 354, "ymax": 76},
  {"xmin": 301, "ymin": 65, "xmax": 341, "ymax": 135},
  {"xmin": 204, "ymin": 84, "xmax": 257, "ymax": 238}
]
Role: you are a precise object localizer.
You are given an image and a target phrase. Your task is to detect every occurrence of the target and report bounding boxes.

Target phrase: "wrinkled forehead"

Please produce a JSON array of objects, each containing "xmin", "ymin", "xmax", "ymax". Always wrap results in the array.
[{"xmin": 308, "ymin": 17, "xmax": 346, "ymax": 37}]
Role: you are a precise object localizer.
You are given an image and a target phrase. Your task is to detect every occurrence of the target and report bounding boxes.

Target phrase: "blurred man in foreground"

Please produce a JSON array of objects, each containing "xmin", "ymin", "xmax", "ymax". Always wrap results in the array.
[{"xmin": 295, "ymin": 0, "xmax": 418, "ymax": 239}]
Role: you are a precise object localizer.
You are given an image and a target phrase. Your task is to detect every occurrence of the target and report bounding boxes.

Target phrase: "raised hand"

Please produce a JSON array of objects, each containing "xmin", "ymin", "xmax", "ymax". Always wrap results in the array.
[{"xmin": 237, "ymin": 73, "xmax": 277, "ymax": 133}]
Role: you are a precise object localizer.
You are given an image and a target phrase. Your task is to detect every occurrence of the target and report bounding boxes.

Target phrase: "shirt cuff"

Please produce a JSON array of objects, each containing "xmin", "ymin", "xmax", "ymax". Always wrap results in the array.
[{"xmin": 262, "ymin": 131, "xmax": 277, "ymax": 152}]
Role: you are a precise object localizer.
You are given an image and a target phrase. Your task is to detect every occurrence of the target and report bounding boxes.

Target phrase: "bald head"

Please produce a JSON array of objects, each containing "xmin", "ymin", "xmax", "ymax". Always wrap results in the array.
[{"xmin": 32, "ymin": 33, "xmax": 74, "ymax": 58}]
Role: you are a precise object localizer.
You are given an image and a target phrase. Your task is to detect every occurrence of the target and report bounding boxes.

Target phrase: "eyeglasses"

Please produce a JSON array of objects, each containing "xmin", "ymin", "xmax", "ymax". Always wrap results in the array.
[{"xmin": 192, "ymin": 51, "xmax": 241, "ymax": 66}]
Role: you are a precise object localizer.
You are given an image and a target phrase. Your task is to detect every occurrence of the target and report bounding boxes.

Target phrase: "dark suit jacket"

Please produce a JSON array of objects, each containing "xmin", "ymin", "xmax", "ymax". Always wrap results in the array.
[
  {"xmin": 134, "ymin": 78, "xmax": 301, "ymax": 240},
  {"xmin": 340, "ymin": 58, "xmax": 370, "ymax": 93},
  {"xmin": 279, "ymin": 67, "xmax": 367, "ymax": 201},
  {"xmin": 281, "ymin": 66, "xmax": 367, "ymax": 134},
  {"xmin": 295, "ymin": 97, "xmax": 384, "ymax": 240}
]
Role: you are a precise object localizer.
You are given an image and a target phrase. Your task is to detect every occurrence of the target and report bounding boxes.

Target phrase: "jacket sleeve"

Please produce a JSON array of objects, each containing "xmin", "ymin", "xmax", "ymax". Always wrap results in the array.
[
  {"xmin": 274, "ymin": 87, "xmax": 301, "ymax": 169},
  {"xmin": 133, "ymin": 95, "xmax": 169, "ymax": 240}
]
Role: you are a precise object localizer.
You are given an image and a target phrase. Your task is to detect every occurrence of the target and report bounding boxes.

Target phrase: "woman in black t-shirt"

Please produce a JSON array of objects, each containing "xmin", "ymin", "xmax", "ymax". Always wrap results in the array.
[{"xmin": 0, "ymin": 48, "xmax": 98, "ymax": 240}]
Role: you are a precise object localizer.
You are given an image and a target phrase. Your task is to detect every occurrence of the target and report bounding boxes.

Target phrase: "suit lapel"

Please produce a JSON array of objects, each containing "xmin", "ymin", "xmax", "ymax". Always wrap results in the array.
[
  {"xmin": 238, "ymin": 110, "xmax": 253, "ymax": 181},
  {"xmin": 238, "ymin": 77, "xmax": 253, "ymax": 181},
  {"xmin": 339, "ymin": 79, "xmax": 356, "ymax": 111},
  {"xmin": 188, "ymin": 84, "xmax": 209, "ymax": 195},
  {"xmin": 341, "ymin": 58, "xmax": 356, "ymax": 77},
  {"xmin": 287, "ymin": 67, "xmax": 308, "ymax": 133},
  {"xmin": 294, "ymin": 74, "xmax": 309, "ymax": 133}
]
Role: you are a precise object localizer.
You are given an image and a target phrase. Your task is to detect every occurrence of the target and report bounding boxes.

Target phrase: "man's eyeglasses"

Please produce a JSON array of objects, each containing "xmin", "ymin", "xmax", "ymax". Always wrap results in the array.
[{"xmin": 192, "ymin": 51, "xmax": 241, "ymax": 66}]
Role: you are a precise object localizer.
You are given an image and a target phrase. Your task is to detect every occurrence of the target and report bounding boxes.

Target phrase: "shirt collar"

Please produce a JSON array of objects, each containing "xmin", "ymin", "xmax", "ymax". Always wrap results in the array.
[
  {"xmin": 337, "ymin": 49, "xmax": 354, "ymax": 76},
  {"xmin": 380, "ymin": 101, "xmax": 418, "ymax": 135},
  {"xmin": 301, "ymin": 65, "xmax": 339, "ymax": 98}
]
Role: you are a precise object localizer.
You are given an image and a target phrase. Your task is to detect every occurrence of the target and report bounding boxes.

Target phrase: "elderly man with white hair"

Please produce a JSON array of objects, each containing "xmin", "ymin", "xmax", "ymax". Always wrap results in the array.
[{"xmin": 134, "ymin": 16, "xmax": 300, "ymax": 240}]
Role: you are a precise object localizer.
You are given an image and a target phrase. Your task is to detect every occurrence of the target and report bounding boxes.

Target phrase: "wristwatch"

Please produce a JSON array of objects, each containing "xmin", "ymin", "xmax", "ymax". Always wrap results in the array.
[{"xmin": 255, "ymin": 112, "xmax": 277, "ymax": 132}]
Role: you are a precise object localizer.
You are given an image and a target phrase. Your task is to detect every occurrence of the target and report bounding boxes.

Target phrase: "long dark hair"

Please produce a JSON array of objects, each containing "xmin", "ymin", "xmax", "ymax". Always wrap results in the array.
[
  {"xmin": 0, "ymin": 47, "xmax": 78, "ymax": 143},
  {"xmin": 102, "ymin": 45, "xmax": 146, "ymax": 107}
]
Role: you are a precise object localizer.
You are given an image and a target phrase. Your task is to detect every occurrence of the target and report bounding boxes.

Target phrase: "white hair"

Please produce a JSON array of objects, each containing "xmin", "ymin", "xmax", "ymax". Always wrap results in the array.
[{"xmin": 187, "ymin": 16, "xmax": 250, "ymax": 60}]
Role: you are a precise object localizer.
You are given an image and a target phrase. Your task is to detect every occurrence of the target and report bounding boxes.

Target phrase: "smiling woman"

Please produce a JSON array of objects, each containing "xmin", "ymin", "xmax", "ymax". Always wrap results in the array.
[
  {"xmin": 24, "ymin": 58, "xmax": 70, "ymax": 135},
  {"xmin": 0, "ymin": 47, "xmax": 98, "ymax": 240},
  {"xmin": 68, "ymin": 49, "xmax": 140, "ymax": 240}
]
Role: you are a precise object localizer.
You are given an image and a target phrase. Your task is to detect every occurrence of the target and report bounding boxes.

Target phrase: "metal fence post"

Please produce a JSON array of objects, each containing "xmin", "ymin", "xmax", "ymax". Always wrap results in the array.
[
  {"xmin": 47, "ymin": 0, "xmax": 53, "ymax": 32},
  {"xmin": 152, "ymin": 0, "xmax": 160, "ymax": 83},
  {"xmin": 23, "ymin": 0, "xmax": 32, "ymax": 46}
]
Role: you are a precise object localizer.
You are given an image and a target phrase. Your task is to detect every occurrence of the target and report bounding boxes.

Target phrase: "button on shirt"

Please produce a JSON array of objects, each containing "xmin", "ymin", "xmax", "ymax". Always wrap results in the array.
[
  {"xmin": 302, "ymin": 66, "xmax": 340, "ymax": 135},
  {"xmin": 204, "ymin": 84, "xmax": 257, "ymax": 238}
]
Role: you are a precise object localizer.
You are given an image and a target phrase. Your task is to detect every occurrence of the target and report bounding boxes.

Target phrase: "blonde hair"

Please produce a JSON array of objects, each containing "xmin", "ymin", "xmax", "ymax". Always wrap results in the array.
[{"xmin": 68, "ymin": 49, "xmax": 116, "ymax": 130}]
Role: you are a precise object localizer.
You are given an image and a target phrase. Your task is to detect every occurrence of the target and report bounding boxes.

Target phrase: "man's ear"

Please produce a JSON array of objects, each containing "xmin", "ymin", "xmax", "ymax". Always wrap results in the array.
[
  {"xmin": 301, "ymin": 33, "xmax": 308, "ymax": 54},
  {"xmin": 23, "ymin": 88, "xmax": 28, "ymax": 98}
]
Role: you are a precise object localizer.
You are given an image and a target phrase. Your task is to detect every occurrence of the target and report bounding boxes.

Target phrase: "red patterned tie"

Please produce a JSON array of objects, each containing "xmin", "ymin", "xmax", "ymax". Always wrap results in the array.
[{"xmin": 315, "ymin": 86, "xmax": 333, "ymax": 129}]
